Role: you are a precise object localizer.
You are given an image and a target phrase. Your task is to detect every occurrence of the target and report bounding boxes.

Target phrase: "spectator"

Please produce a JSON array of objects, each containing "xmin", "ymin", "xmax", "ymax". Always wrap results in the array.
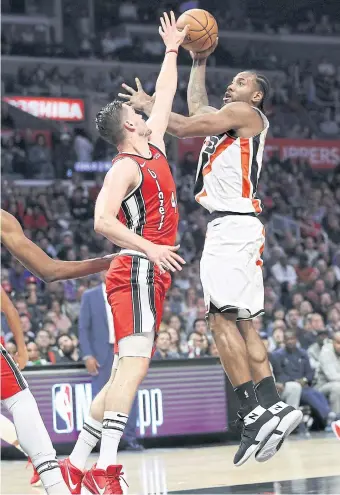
[
  {"xmin": 286, "ymin": 309, "xmax": 302, "ymax": 333},
  {"xmin": 272, "ymin": 331, "xmax": 330, "ymax": 427},
  {"xmin": 295, "ymin": 254, "xmax": 317, "ymax": 284},
  {"xmin": 193, "ymin": 318, "xmax": 208, "ymax": 336},
  {"xmin": 167, "ymin": 326, "xmax": 182, "ymax": 355},
  {"xmin": 35, "ymin": 329, "xmax": 58, "ymax": 364},
  {"xmin": 50, "ymin": 300, "xmax": 72, "ymax": 333},
  {"xmin": 271, "ymin": 254, "xmax": 297, "ymax": 287},
  {"xmin": 27, "ymin": 134, "xmax": 54, "ymax": 179},
  {"xmin": 56, "ymin": 334, "xmax": 80, "ymax": 363},
  {"xmin": 168, "ymin": 315, "xmax": 184, "ymax": 336},
  {"xmin": 5, "ymin": 313, "xmax": 35, "ymax": 344},
  {"xmin": 308, "ymin": 329, "xmax": 329, "ymax": 371},
  {"xmin": 69, "ymin": 187, "xmax": 92, "ymax": 222},
  {"xmin": 73, "ymin": 128, "xmax": 93, "ymax": 163},
  {"xmin": 187, "ymin": 331, "xmax": 208, "ymax": 358},
  {"xmin": 153, "ymin": 331, "xmax": 180, "ymax": 360},
  {"xmin": 27, "ymin": 341, "xmax": 49, "ymax": 366},
  {"xmin": 268, "ymin": 326, "xmax": 285, "ymax": 352},
  {"xmin": 316, "ymin": 332, "xmax": 340, "ymax": 416}
]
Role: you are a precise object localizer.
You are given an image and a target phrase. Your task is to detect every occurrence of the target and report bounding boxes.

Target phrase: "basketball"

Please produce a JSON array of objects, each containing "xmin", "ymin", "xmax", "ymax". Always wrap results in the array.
[{"xmin": 176, "ymin": 9, "xmax": 218, "ymax": 53}]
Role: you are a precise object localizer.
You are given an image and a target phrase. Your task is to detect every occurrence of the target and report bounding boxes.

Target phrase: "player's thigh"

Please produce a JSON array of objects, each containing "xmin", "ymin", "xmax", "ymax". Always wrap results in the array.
[
  {"xmin": 107, "ymin": 255, "xmax": 170, "ymax": 344},
  {"xmin": 0, "ymin": 346, "xmax": 28, "ymax": 401},
  {"xmin": 201, "ymin": 217, "xmax": 264, "ymax": 314}
]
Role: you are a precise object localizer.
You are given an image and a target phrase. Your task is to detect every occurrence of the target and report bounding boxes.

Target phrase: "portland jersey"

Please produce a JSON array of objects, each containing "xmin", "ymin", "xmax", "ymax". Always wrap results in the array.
[
  {"xmin": 115, "ymin": 144, "xmax": 178, "ymax": 246},
  {"xmin": 194, "ymin": 108, "xmax": 269, "ymax": 214}
]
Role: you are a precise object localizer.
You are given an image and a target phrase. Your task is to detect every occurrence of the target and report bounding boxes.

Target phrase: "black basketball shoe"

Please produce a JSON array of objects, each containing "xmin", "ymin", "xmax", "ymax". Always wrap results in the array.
[
  {"xmin": 255, "ymin": 401, "xmax": 303, "ymax": 462},
  {"xmin": 233, "ymin": 405, "xmax": 280, "ymax": 466}
]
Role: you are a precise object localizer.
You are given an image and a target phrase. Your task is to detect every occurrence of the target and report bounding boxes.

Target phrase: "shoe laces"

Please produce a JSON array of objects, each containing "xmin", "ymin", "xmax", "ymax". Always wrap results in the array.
[{"xmin": 106, "ymin": 470, "xmax": 129, "ymax": 493}]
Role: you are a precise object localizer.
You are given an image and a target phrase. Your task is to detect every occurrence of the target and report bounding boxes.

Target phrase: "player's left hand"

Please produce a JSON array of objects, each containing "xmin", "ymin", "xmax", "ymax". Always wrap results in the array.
[{"xmin": 159, "ymin": 11, "xmax": 189, "ymax": 50}]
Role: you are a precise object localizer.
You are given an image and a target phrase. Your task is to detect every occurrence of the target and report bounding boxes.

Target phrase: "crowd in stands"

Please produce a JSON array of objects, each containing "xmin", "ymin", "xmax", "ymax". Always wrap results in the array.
[{"xmin": 2, "ymin": 1, "xmax": 340, "ymax": 139}]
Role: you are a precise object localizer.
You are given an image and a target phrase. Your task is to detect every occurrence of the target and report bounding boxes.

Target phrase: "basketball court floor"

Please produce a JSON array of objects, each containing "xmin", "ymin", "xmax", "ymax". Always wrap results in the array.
[{"xmin": 1, "ymin": 435, "xmax": 339, "ymax": 494}]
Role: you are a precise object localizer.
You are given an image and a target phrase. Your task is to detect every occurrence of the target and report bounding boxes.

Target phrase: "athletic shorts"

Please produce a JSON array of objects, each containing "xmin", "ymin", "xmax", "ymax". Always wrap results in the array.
[
  {"xmin": 1, "ymin": 344, "xmax": 28, "ymax": 400},
  {"xmin": 200, "ymin": 215, "xmax": 265, "ymax": 320},
  {"xmin": 106, "ymin": 253, "xmax": 171, "ymax": 353}
]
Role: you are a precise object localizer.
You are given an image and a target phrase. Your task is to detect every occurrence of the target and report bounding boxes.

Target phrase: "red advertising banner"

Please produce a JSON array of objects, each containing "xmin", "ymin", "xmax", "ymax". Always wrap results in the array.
[
  {"xmin": 178, "ymin": 137, "xmax": 340, "ymax": 170},
  {"xmin": 3, "ymin": 97, "xmax": 85, "ymax": 122}
]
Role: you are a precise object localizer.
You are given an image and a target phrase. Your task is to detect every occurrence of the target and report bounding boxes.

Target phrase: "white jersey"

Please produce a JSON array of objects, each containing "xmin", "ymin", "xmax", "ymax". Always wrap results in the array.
[{"xmin": 194, "ymin": 108, "xmax": 269, "ymax": 214}]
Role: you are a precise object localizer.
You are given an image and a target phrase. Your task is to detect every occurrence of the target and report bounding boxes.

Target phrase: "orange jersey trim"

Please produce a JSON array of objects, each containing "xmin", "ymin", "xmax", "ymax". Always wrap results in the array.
[{"xmin": 240, "ymin": 138, "xmax": 251, "ymax": 198}]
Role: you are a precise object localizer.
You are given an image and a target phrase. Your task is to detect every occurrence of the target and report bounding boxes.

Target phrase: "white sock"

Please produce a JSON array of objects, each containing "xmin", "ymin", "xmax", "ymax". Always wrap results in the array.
[
  {"xmin": 69, "ymin": 416, "xmax": 102, "ymax": 471},
  {"xmin": 3, "ymin": 388, "xmax": 69, "ymax": 494},
  {"xmin": 96, "ymin": 411, "xmax": 128, "ymax": 470}
]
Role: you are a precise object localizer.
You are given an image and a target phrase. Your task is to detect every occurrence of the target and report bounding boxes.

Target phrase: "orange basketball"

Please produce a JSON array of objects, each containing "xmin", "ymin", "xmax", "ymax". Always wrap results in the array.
[{"xmin": 176, "ymin": 9, "xmax": 218, "ymax": 53}]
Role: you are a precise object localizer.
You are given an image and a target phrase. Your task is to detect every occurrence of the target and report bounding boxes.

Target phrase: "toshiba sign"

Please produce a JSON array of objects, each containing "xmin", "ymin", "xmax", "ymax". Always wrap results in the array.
[{"xmin": 3, "ymin": 96, "xmax": 85, "ymax": 122}]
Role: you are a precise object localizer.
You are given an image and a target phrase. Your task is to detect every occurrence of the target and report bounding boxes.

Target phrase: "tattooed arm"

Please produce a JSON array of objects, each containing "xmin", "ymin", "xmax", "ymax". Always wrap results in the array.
[{"xmin": 187, "ymin": 59, "xmax": 218, "ymax": 116}]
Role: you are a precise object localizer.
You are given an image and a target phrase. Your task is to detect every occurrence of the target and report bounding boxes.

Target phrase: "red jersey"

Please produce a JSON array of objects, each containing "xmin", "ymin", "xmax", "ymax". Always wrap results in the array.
[{"xmin": 115, "ymin": 143, "xmax": 178, "ymax": 246}]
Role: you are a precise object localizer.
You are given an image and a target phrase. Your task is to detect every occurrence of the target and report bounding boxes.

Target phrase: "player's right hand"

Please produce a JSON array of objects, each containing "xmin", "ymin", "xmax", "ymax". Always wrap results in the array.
[
  {"xmin": 118, "ymin": 78, "xmax": 154, "ymax": 112},
  {"xmin": 85, "ymin": 356, "xmax": 100, "ymax": 376},
  {"xmin": 15, "ymin": 347, "xmax": 28, "ymax": 370},
  {"xmin": 145, "ymin": 243, "xmax": 186, "ymax": 274},
  {"xmin": 189, "ymin": 38, "xmax": 218, "ymax": 60}
]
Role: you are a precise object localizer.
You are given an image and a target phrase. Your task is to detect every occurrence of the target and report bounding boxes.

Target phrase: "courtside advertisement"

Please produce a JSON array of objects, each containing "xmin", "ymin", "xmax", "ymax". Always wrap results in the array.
[
  {"xmin": 1, "ymin": 361, "xmax": 227, "ymax": 446},
  {"xmin": 3, "ymin": 96, "xmax": 85, "ymax": 121}
]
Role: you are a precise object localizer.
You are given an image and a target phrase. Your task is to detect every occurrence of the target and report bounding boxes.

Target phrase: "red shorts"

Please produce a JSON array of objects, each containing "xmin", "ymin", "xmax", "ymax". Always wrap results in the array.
[
  {"xmin": 1, "ymin": 344, "xmax": 28, "ymax": 400},
  {"xmin": 106, "ymin": 255, "xmax": 171, "ymax": 354}
]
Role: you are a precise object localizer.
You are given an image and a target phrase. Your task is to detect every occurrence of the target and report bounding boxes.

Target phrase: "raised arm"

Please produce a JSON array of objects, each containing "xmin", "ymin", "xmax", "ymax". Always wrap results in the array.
[
  {"xmin": 94, "ymin": 158, "xmax": 185, "ymax": 273},
  {"xmin": 187, "ymin": 41, "xmax": 219, "ymax": 116},
  {"xmin": 1, "ymin": 287, "xmax": 28, "ymax": 369},
  {"xmin": 120, "ymin": 12, "xmax": 188, "ymax": 153},
  {"xmin": 1, "ymin": 209, "xmax": 113, "ymax": 283}
]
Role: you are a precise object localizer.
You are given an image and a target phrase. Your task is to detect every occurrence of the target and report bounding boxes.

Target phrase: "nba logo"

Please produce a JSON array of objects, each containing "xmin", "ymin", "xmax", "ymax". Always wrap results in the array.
[{"xmin": 52, "ymin": 384, "xmax": 74, "ymax": 433}]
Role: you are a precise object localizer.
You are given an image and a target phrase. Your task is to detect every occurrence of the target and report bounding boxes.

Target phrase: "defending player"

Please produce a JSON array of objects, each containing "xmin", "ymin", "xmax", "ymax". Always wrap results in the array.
[
  {"xmin": 59, "ymin": 13, "xmax": 188, "ymax": 495},
  {"xmin": 120, "ymin": 49, "xmax": 302, "ymax": 465}
]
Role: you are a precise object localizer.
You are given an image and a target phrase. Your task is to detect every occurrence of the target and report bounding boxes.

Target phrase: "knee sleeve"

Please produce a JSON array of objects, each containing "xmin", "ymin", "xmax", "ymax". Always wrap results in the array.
[{"xmin": 118, "ymin": 332, "xmax": 155, "ymax": 358}]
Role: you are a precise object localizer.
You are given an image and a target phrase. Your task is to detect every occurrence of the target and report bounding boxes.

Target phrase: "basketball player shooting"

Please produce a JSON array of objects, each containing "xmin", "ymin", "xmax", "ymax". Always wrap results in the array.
[
  {"xmin": 120, "ymin": 14, "xmax": 303, "ymax": 466},
  {"xmin": 57, "ymin": 13, "xmax": 188, "ymax": 495}
]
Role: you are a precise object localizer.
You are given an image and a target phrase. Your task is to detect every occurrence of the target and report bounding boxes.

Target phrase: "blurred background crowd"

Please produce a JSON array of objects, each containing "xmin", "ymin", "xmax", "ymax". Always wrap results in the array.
[{"xmin": 1, "ymin": 0, "xmax": 340, "ymax": 430}]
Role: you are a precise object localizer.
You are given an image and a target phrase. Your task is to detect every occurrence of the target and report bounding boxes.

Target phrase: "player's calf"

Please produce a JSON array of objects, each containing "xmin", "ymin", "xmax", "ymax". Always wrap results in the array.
[{"xmin": 3, "ymin": 388, "xmax": 70, "ymax": 494}]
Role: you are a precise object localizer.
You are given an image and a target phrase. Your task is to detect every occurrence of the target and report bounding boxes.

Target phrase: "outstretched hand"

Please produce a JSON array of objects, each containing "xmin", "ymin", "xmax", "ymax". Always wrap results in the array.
[
  {"xmin": 159, "ymin": 11, "xmax": 189, "ymax": 50},
  {"xmin": 118, "ymin": 78, "xmax": 154, "ymax": 112}
]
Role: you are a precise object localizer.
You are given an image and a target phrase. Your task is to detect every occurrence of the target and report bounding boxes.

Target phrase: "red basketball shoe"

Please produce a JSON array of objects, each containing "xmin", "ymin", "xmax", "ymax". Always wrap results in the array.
[
  {"xmin": 59, "ymin": 457, "xmax": 84, "ymax": 494},
  {"xmin": 82, "ymin": 464, "xmax": 127, "ymax": 495},
  {"xmin": 332, "ymin": 420, "xmax": 340, "ymax": 440},
  {"xmin": 27, "ymin": 458, "xmax": 42, "ymax": 487}
]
